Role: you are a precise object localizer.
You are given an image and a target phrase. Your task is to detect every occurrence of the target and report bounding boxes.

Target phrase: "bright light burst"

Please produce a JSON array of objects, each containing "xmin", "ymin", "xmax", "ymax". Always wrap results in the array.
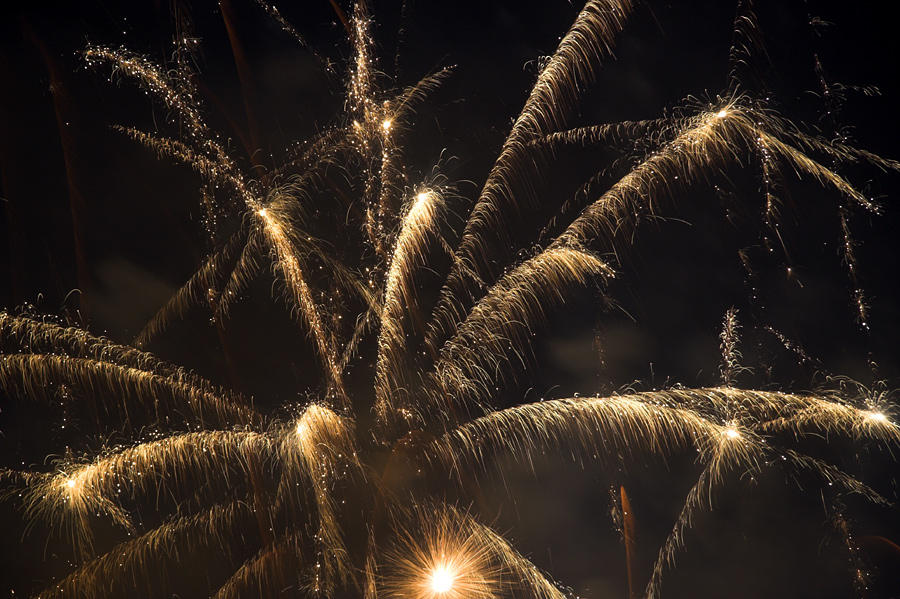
[
  {"xmin": 0, "ymin": 1, "xmax": 898, "ymax": 598},
  {"xmin": 430, "ymin": 567, "xmax": 453, "ymax": 593}
]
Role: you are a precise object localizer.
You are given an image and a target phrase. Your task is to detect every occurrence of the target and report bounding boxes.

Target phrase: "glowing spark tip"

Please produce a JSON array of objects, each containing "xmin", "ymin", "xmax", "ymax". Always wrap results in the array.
[
  {"xmin": 867, "ymin": 411, "xmax": 886, "ymax": 422},
  {"xmin": 430, "ymin": 566, "xmax": 454, "ymax": 593}
]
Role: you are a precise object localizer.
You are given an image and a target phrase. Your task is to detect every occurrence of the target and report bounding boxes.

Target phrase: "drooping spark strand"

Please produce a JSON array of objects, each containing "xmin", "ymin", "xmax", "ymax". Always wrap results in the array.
[
  {"xmin": 375, "ymin": 188, "xmax": 445, "ymax": 429},
  {"xmin": 0, "ymin": 353, "xmax": 258, "ymax": 428},
  {"xmin": 278, "ymin": 405, "xmax": 360, "ymax": 590},
  {"xmin": 428, "ymin": 246, "xmax": 613, "ymax": 422},
  {"xmin": 428, "ymin": 0, "xmax": 634, "ymax": 354},
  {"xmin": 19, "ymin": 431, "xmax": 272, "ymax": 557},
  {"xmin": 37, "ymin": 503, "xmax": 256, "ymax": 599},
  {"xmin": 252, "ymin": 200, "xmax": 346, "ymax": 403}
]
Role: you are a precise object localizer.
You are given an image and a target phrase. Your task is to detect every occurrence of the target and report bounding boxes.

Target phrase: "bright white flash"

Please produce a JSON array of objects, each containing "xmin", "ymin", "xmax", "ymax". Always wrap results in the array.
[{"xmin": 431, "ymin": 567, "xmax": 454, "ymax": 593}]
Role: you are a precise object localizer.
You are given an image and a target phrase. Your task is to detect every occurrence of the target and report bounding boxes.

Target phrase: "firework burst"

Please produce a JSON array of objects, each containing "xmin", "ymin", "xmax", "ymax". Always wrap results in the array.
[{"xmin": 1, "ymin": 1, "xmax": 898, "ymax": 598}]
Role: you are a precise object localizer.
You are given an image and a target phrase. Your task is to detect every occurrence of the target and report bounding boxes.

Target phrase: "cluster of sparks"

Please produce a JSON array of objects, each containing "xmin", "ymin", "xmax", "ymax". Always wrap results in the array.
[{"xmin": 1, "ymin": 1, "xmax": 899, "ymax": 598}]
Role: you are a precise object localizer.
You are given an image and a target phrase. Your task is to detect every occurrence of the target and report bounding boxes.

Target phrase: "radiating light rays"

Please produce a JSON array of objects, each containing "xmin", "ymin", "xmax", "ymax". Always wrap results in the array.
[
  {"xmin": 381, "ymin": 505, "xmax": 566, "ymax": 599},
  {"xmin": 382, "ymin": 506, "xmax": 499, "ymax": 599},
  {"xmin": 867, "ymin": 410, "xmax": 887, "ymax": 423}
]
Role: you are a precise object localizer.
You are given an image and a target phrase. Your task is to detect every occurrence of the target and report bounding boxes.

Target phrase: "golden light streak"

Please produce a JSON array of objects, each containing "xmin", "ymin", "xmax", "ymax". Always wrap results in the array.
[
  {"xmin": 428, "ymin": 0, "xmax": 634, "ymax": 351},
  {"xmin": 0, "ymin": 353, "xmax": 259, "ymax": 428},
  {"xmin": 39, "ymin": 503, "xmax": 255, "ymax": 599},
  {"xmin": 278, "ymin": 404, "xmax": 360, "ymax": 591},
  {"xmin": 252, "ymin": 197, "xmax": 346, "ymax": 403},
  {"xmin": 429, "ymin": 246, "xmax": 613, "ymax": 420},
  {"xmin": 375, "ymin": 188, "xmax": 446, "ymax": 429}
]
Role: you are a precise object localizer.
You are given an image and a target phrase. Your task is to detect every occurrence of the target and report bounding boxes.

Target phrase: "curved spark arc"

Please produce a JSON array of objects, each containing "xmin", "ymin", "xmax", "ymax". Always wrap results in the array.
[
  {"xmin": 0, "ymin": 353, "xmax": 259, "ymax": 429},
  {"xmin": 375, "ymin": 188, "xmax": 447, "ymax": 431},
  {"xmin": 427, "ymin": 0, "xmax": 635, "ymax": 353},
  {"xmin": 10, "ymin": 430, "xmax": 273, "ymax": 559},
  {"xmin": 36, "ymin": 503, "xmax": 257, "ymax": 599}
]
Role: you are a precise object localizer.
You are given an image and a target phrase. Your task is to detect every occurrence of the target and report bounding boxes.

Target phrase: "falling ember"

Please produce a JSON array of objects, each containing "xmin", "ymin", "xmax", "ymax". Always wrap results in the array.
[{"xmin": 620, "ymin": 486, "xmax": 637, "ymax": 599}]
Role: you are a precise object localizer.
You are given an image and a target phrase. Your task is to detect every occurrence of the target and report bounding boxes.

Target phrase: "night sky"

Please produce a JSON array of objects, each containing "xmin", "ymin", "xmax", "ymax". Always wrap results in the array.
[{"xmin": 2, "ymin": 1, "xmax": 899, "ymax": 597}]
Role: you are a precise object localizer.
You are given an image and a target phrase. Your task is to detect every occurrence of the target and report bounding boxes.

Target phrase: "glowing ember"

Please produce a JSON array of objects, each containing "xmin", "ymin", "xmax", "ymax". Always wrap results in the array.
[{"xmin": 430, "ymin": 566, "xmax": 454, "ymax": 593}]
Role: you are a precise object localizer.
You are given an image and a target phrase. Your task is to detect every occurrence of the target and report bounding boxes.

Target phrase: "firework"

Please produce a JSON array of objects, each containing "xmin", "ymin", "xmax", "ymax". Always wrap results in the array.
[{"xmin": 1, "ymin": 1, "xmax": 898, "ymax": 598}]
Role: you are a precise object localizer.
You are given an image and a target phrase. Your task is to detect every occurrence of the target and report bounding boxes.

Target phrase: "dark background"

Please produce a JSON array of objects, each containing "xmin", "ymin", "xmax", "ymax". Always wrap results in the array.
[{"xmin": 1, "ymin": 1, "xmax": 899, "ymax": 598}]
